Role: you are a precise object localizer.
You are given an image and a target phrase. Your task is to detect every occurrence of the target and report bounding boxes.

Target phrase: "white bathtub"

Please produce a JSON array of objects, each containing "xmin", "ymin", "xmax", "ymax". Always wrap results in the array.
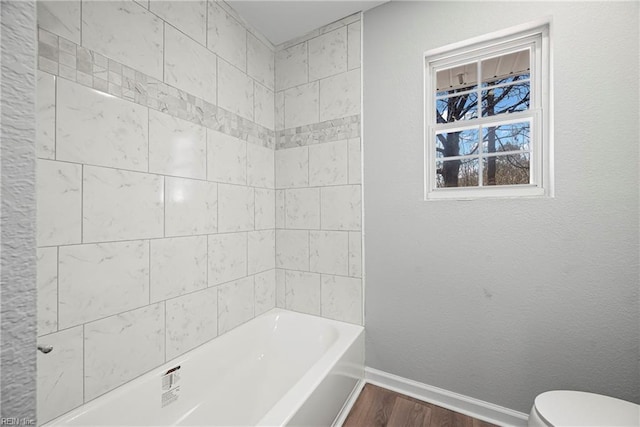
[{"xmin": 45, "ymin": 308, "xmax": 364, "ymax": 426}]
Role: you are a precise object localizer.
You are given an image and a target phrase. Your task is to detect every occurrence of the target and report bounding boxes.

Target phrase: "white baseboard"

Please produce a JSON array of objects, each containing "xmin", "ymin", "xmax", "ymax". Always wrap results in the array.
[
  {"xmin": 364, "ymin": 367, "xmax": 529, "ymax": 427},
  {"xmin": 332, "ymin": 379, "xmax": 366, "ymax": 427}
]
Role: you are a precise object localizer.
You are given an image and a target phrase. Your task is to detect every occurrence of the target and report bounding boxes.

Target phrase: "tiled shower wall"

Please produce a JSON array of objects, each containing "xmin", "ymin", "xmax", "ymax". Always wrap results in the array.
[
  {"xmin": 35, "ymin": 1, "xmax": 276, "ymax": 423},
  {"xmin": 273, "ymin": 15, "xmax": 363, "ymax": 324},
  {"xmin": 35, "ymin": 1, "xmax": 362, "ymax": 424}
]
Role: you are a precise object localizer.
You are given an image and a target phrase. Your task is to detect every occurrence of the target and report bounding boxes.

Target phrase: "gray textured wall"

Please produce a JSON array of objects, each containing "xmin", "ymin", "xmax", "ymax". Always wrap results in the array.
[
  {"xmin": 363, "ymin": 1, "xmax": 639, "ymax": 413},
  {"xmin": 0, "ymin": 0, "xmax": 37, "ymax": 420}
]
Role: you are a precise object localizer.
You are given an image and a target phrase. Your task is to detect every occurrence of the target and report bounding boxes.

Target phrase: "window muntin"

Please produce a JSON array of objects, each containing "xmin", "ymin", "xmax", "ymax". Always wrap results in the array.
[{"xmin": 425, "ymin": 24, "xmax": 551, "ymax": 199}]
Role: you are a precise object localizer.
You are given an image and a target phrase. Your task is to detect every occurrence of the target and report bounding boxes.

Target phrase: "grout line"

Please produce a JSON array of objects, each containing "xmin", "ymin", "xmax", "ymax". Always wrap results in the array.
[
  {"xmin": 54, "ymin": 73, "xmax": 58, "ymax": 159},
  {"xmin": 163, "ymin": 301, "xmax": 167, "ymax": 363},
  {"xmin": 80, "ymin": 164, "xmax": 84, "ymax": 243},
  {"xmin": 148, "ymin": 240, "xmax": 152, "ymax": 304},
  {"xmin": 82, "ymin": 323, "xmax": 86, "ymax": 403},
  {"xmin": 56, "ymin": 246, "xmax": 60, "ymax": 332},
  {"xmin": 162, "ymin": 22, "xmax": 166, "ymax": 83},
  {"xmin": 205, "ymin": 0, "xmax": 209, "ymax": 49}
]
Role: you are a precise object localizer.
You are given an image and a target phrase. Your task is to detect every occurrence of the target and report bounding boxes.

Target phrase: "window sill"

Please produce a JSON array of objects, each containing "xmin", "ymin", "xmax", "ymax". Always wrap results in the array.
[{"xmin": 425, "ymin": 185, "xmax": 547, "ymax": 201}]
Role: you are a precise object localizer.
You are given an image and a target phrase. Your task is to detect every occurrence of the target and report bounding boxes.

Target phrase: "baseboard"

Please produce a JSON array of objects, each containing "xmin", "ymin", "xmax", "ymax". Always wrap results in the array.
[
  {"xmin": 332, "ymin": 379, "xmax": 366, "ymax": 427},
  {"xmin": 364, "ymin": 367, "xmax": 529, "ymax": 427}
]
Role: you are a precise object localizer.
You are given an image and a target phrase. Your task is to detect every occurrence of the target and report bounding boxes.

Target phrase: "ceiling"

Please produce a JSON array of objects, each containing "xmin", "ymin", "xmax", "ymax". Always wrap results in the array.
[{"xmin": 226, "ymin": 1, "xmax": 388, "ymax": 46}]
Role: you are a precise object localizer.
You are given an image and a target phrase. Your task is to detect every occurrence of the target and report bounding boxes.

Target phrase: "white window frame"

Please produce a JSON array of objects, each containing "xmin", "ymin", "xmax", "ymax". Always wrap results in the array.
[{"xmin": 424, "ymin": 20, "xmax": 553, "ymax": 200}]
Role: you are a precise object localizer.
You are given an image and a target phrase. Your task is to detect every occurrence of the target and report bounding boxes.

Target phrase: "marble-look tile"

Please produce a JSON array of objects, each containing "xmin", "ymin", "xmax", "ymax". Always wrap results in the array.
[
  {"xmin": 218, "ymin": 59, "xmax": 253, "ymax": 120},
  {"xmin": 275, "ymin": 42, "xmax": 307, "ymax": 91},
  {"xmin": 164, "ymin": 24, "xmax": 216, "ymax": 105},
  {"xmin": 285, "ymin": 188, "xmax": 320, "ymax": 230},
  {"xmin": 208, "ymin": 232, "xmax": 247, "ymax": 286},
  {"xmin": 58, "ymin": 240, "xmax": 149, "ymax": 329},
  {"xmin": 284, "ymin": 81, "xmax": 319, "ymax": 128},
  {"xmin": 37, "ymin": 326, "xmax": 83, "ymax": 424},
  {"xmin": 166, "ymin": 287, "xmax": 217, "ymax": 360},
  {"xmin": 247, "ymin": 33, "xmax": 275, "ymax": 90},
  {"xmin": 37, "ymin": 71, "xmax": 55, "ymax": 159},
  {"xmin": 321, "ymin": 275, "xmax": 362, "ymax": 324},
  {"xmin": 84, "ymin": 303, "xmax": 165, "ymax": 400},
  {"xmin": 275, "ymin": 146, "xmax": 308, "ymax": 189},
  {"xmin": 285, "ymin": 270, "xmax": 320, "ymax": 316},
  {"xmin": 134, "ymin": 0, "xmax": 150, "ymax": 9},
  {"xmin": 319, "ymin": 68, "xmax": 361, "ymax": 122},
  {"xmin": 150, "ymin": 236, "xmax": 207, "ymax": 302},
  {"xmin": 150, "ymin": 0, "xmax": 206, "ymax": 45},
  {"xmin": 308, "ymin": 27, "xmax": 347, "ymax": 81},
  {"xmin": 82, "ymin": 1, "xmax": 163, "ymax": 80},
  {"xmin": 247, "ymin": 143, "xmax": 274, "ymax": 188},
  {"xmin": 254, "ymin": 83, "xmax": 275, "ymax": 130},
  {"xmin": 218, "ymin": 276, "xmax": 254, "ymax": 334},
  {"xmin": 208, "ymin": 1, "xmax": 246, "ymax": 71},
  {"xmin": 276, "ymin": 230, "xmax": 309, "ymax": 270},
  {"xmin": 310, "ymin": 231, "xmax": 348, "ymax": 275},
  {"xmin": 37, "ymin": 248, "xmax": 57, "ymax": 336},
  {"xmin": 347, "ymin": 21, "xmax": 361, "ymax": 71},
  {"xmin": 275, "ymin": 190, "xmax": 285, "ymax": 229},
  {"xmin": 83, "ymin": 166, "xmax": 163, "ymax": 242},
  {"xmin": 275, "ymin": 269, "xmax": 286, "ymax": 308},
  {"xmin": 349, "ymin": 231, "xmax": 362, "ymax": 278},
  {"xmin": 165, "ymin": 177, "xmax": 217, "ymax": 236},
  {"xmin": 320, "ymin": 185, "xmax": 361, "ymax": 231},
  {"xmin": 255, "ymin": 269, "xmax": 276, "ymax": 315},
  {"xmin": 275, "ymin": 91, "xmax": 285, "ymax": 131},
  {"xmin": 207, "ymin": 130, "xmax": 246, "ymax": 185},
  {"xmin": 255, "ymin": 188, "xmax": 275, "ymax": 230},
  {"xmin": 149, "ymin": 109, "xmax": 207, "ymax": 179},
  {"xmin": 57, "ymin": 78, "xmax": 148, "ymax": 172},
  {"xmin": 248, "ymin": 230, "xmax": 275, "ymax": 275},
  {"xmin": 37, "ymin": 0, "xmax": 80, "ymax": 44},
  {"xmin": 348, "ymin": 138, "xmax": 362, "ymax": 184},
  {"xmin": 218, "ymin": 184, "xmax": 254, "ymax": 232},
  {"xmin": 309, "ymin": 140, "xmax": 348, "ymax": 186},
  {"xmin": 37, "ymin": 159, "xmax": 81, "ymax": 246}
]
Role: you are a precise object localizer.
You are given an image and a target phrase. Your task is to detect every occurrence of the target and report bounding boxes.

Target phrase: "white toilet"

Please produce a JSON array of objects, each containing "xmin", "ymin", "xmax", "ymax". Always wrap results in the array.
[{"xmin": 529, "ymin": 390, "xmax": 640, "ymax": 427}]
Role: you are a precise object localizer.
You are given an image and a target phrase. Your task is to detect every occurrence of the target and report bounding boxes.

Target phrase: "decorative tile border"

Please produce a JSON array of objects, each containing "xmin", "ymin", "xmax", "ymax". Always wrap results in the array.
[
  {"xmin": 276, "ymin": 115, "xmax": 361, "ymax": 150},
  {"xmin": 37, "ymin": 28, "xmax": 276, "ymax": 150}
]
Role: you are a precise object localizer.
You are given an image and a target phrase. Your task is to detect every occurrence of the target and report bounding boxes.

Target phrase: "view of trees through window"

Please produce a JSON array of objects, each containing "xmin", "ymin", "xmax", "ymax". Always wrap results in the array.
[{"xmin": 434, "ymin": 49, "xmax": 532, "ymax": 188}]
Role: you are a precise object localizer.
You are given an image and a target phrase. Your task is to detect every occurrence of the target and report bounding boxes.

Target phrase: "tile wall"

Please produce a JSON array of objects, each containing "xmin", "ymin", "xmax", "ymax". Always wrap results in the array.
[
  {"xmin": 273, "ymin": 15, "xmax": 363, "ymax": 325},
  {"xmin": 35, "ymin": 1, "xmax": 276, "ymax": 423},
  {"xmin": 35, "ymin": 1, "xmax": 362, "ymax": 424}
]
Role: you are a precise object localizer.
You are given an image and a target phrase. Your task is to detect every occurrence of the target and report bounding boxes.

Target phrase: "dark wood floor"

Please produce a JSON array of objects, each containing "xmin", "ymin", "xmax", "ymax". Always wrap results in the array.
[{"xmin": 343, "ymin": 384, "xmax": 499, "ymax": 427}]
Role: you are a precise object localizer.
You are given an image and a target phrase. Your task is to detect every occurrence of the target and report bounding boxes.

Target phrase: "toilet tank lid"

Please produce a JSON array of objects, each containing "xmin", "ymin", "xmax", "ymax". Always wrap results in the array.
[{"xmin": 535, "ymin": 390, "xmax": 640, "ymax": 427}]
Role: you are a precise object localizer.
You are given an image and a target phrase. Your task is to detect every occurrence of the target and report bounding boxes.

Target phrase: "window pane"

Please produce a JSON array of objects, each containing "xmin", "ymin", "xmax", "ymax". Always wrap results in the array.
[
  {"xmin": 436, "ymin": 158, "xmax": 479, "ymax": 188},
  {"xmin": 481, "ymin": 50, "xmax": 529, "ymax": 84},
  {"xmin": 481, "ymin": 80, "xmax": 530, "ymax": 116},
  {"xmin": 436, "ymin": 92, "xmax": 478, "ymax": 123},
  {"xmin": 482, "ymin": 153, "xmax": 530, "ymax": 185},
  {"xmin": 436, "ymin": 63, "xmax": 477, "ymax": 95},
  {"xmin": 436, "ymin": 128, "xmax": 479, "ymax": 157},
  {"xmin": 482, "ymin": 122, "xmax": 530, "ymax": 153}
]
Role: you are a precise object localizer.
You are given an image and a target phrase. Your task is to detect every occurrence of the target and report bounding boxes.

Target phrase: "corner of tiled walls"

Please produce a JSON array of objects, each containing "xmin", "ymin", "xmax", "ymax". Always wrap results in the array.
[
  {"xmin": 36, "ymin": 0, "xmax": 362, "ymax": 424},
  {"xmin": 272, "ymin": 15, "xmax": 363, "ymax": 325},
  {"xmin": 36, "ymin": 0, "xmax": 277, "ymax": 423}
]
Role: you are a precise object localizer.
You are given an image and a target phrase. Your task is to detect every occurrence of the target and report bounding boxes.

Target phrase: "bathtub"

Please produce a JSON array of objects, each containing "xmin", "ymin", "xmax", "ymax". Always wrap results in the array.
[{"xmin": 45, "ymin": 308, "xmax": 364, "ymax": 426}]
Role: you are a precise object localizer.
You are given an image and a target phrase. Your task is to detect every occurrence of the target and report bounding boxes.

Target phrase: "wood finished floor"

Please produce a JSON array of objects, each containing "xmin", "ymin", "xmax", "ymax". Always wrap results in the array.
[{"xmin": 342, "ymin": 384, "xmax": 499, "ymax": 427}]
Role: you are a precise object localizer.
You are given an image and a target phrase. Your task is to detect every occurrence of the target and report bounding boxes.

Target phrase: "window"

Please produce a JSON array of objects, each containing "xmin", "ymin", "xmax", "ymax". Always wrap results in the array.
[{"xmin": 424, "ymin": 22, "xmax": 552, "ymax": 200}]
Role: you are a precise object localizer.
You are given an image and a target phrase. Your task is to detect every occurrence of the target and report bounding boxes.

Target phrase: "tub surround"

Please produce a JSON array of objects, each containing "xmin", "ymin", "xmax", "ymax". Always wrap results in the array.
[
  {"xmin": 274, "ymin": 14, "xmax": 363, "ymax": 325},
  {"xmin": 36, "ymin": 0, "xmax": 363, "ymax": 424}
]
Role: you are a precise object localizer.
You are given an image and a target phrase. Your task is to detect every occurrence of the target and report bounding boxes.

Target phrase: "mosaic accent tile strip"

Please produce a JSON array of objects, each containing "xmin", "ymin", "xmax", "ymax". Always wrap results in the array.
[
  {"xmin": 37, "ymin": 28, "xmax": 275, "ymax": 150},
  {"xmin": 276, "ymin": 115, "xmax": 361, "ymax": 150}
]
